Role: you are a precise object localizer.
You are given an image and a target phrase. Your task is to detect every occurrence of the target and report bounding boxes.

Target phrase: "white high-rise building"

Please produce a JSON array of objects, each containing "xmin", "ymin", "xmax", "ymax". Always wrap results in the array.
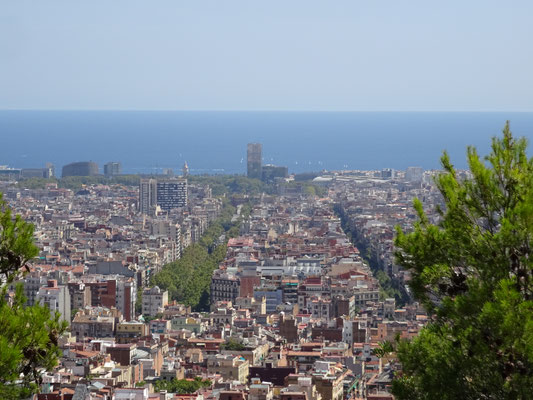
[{"xmin": 139, "ymin": 178, "xmax": 157, "ymax": 214}]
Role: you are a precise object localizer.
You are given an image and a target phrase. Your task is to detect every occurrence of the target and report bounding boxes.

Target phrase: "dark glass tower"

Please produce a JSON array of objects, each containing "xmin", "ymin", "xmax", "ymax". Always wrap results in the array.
[{"xmin": 247, "ymin": 143, "xmax": 262, "ymax": 179}]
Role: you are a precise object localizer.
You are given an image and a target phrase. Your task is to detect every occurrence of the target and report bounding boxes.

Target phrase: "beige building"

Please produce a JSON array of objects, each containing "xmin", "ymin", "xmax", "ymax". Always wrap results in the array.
[
  {"xmin": 116, "ymin": 320, "xmax": 149, "ymax": 343},
  {"xmin": 207, "ymin": 354, "xmax": 250, "ymax": 384},
  {"xmin": 221, "ymin": 342, "xmax": 269, "ymax": 366},
  {"xmin": 71, "ymin": 308, "xmax": 116, "ymax": 340},
  {"xmin": 249, "ymin": 379, "xmax": 273, "ymax": 400},
  {"xmin": 312, "ymin": 361, "xmax": 348, "ymax": 400}
]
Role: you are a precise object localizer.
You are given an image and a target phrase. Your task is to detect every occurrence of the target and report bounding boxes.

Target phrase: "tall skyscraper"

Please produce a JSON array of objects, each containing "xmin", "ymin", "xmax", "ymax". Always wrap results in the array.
[
  {"xmin": 247, "ymin": 143, "xmax": 262, "ymax": 179},
  {"xmin": 104, "ymin": 162, "xmax": 122, "ymax": 177},
  {"xmin": 45, "ymin": 162, "xmax": 55, "ymax": 178},
  {"xmin": 139, "ymin": 178, "xmax": 157, "ymax": 214},
  {"xmin": 156, "ymin": 178, "xmax": 188, "ymax": 211}
]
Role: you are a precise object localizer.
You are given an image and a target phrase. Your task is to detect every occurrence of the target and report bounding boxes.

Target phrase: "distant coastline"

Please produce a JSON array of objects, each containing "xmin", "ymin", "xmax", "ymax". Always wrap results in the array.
[{"xmin": 1, "ymin": 110, "xmax": 532, "ymax": 174}]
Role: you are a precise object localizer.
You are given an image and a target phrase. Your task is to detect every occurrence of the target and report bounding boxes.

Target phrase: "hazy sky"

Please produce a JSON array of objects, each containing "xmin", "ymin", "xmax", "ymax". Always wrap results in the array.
[{"xmin": 2, "ymin": 1, "xmax": 532, "ymax": 111}]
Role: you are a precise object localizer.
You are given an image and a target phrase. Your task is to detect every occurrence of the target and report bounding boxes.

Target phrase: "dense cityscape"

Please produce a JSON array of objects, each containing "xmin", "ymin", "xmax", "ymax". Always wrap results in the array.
[
  {"xmin": 0, "ymin": 143, "xmax": 449, "ymax": 400},
  {"xmin": 3, "ymin": 1, "xmax": 532, "ymax": 398}
]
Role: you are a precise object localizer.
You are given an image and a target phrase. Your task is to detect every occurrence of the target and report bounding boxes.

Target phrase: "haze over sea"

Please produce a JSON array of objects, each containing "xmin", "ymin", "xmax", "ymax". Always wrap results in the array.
[{"xmin": 1, "ymin": 111, "xmax": 533, "ymax": 176}]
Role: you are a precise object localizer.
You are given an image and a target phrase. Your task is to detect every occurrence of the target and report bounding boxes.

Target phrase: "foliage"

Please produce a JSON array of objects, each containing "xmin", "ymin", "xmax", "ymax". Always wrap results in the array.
[
  {"xmin": 220, "ymin": 338, "xmax": 246, "ymax": 351},
  {"xmin": 59, "ymin": 175, "xmax": 140, "ymax": 190},
  {"xmin": 293, "ymin": 172, "xmax": 320, "ymax": 181},
  {"xmin": 335, "ymin": 203, "xmax": 409, "ymax": 306},
  {"xmin": 135, "ymin": 290, "xmax": 142, "ymax": 315},
  {"xmin": 0, "ymin": 194, "xmax": 68, "ymax": 399},
  {"xmin": 188, "ymin": 175, "xmax": 271, "ymax": 196},
  {"xmin": 152, "ymin": 201, "xmax": 242, "ymax": 311},
  {"xmin": 153, "ymin": 377, "xmax": 211, "ymax": 394},
  {"xmin": 0, "ymin": 196, "xmax": 38, "ymax": 283},
  {"xmin": 188, "ymin": 174, "xmax": 327, "ymax": 197},
  {"xmin": 373, "ymin": 340, "xmax": 395, "ymax": 358},
  {"xmin": 284, "ymin": 181, "xmax": 328, "ymax": 197},
  {"xmin": 16, "ymin": 175, "xmax": 141, "ymax": 191},
  {"xmin": 16, "ymin": 173, "xmax": 329, "ymax": 199},
  {"xmin": 143, "ymin": 313, "xmax": 163, "ymax": 323},
  {"xmin": 392, "ymin": 123, "xmax": 533, "ymax": 399},
  {"xmin": 375, "ymin": 270, "xmax": 402, "ymax": 302},
  {"xmin": 151, "ymin": 241, "xmax": 218, "ymax": 310},
  {"xmin": 16, "ymin": 177, "xmax": 59, "ymax": 189}
]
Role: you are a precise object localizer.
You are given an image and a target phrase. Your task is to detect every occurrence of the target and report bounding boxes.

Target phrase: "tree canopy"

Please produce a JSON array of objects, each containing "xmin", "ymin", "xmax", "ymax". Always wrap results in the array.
[
  {"xmin": 153, "ymin": 377, "xmax": 211, "ymax": 394},
  {"xmin": 0, "ymin": 194, "xmax": 68, "ymax": 399},
  {"xmin": 220, "ymin": 338, "xmax": 247, "ymax": 351},
  {"xmin": 392, "ymin": 122, "xmax": 533, "ymax": 399},
  {"xmin": 151, "ymin": 201, "xmax": 242, "ymax": 311}
]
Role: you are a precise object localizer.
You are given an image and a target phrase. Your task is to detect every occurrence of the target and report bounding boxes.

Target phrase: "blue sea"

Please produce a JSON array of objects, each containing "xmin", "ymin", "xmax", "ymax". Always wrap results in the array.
[{"xmin": 1, "ymin": 111, "xmax": 533, "ymax": 175}]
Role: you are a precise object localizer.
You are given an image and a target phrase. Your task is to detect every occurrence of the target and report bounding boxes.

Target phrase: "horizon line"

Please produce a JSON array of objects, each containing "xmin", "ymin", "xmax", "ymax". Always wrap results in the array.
[{"xmin": 1, "ymin": 108, "xmax": 532, "ymax": 113}]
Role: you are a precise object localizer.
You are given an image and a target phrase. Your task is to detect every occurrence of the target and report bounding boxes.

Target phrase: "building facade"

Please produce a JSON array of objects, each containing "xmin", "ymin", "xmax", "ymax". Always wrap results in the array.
[
  {"xmin": 405, "ymin": 166, "xmax": 424, "ymax": 182},
  {"xmin": 139, "ymin": 178, "xmax": 157, "ymax": 214},
  {"xmin": 261, "ymin": 165, "xmax": 288, "ymax": 182},
  {"xmin": 211, "ymin": 272, "xmax": 240, "ymax": 305},
  {"xmin": 156, "ymin": 178, "xmax": 188, "ymax": 211},
  {"xmin": 116, "ymin": 278, "xmax": 136, "ymax": 321},
  {"xmin": 247, "ymin": 143, "xmax": 262, "ymax": 179},
  {"xmin": 62, "ymin": 161, "xmax": 99, "ymax": 177},
  {"xmin": 142, "ymin": 286, "xmax": 169, "ymax": 317},
  {"xmin": 104, "ymin": 162, "xmax": 122, "ymax": 177},
  {"xmin": 207, "ymin": 354, "xmax": 250, "ymax": 384},
  {"xmin": 36, "ymin": 280, "xmax": 71, "ymax": 325}
]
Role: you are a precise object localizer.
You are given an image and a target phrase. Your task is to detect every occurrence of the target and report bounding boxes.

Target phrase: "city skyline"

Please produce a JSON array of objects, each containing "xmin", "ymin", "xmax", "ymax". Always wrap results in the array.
[{"xmin": 1, "ymin": 2, "xmax": 532, "ymax": 399}]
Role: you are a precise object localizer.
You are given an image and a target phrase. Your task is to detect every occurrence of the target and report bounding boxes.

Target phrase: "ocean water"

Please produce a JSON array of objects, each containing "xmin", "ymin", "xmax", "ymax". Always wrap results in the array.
[{"xmin": 1, "ymin": 111, "xmax": 533, "ymax": 175}]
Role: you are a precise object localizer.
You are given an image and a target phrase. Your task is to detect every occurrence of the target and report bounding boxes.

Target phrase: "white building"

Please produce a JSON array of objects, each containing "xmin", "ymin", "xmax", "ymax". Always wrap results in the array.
[
  {"xmin": 113, "ymin": 387, "xmax": 148, "ymax": 400},
  {"xmin": 139, "ymin": 178, "xmax": 157, "ymax": 215},
  {"xmin": 37, "ymin": 279, "xmax": 71, "ymax": 325},
  {"xmin": 116, "ymin": 277, "xmax": 137, "ymax": 321},
  {"xmin": 142, "ymin": 285, "xmax": 169, "ymax": 317},
  {"xmin": 150, "ymin": 220, "xmax": 182, "ymax": 259}
]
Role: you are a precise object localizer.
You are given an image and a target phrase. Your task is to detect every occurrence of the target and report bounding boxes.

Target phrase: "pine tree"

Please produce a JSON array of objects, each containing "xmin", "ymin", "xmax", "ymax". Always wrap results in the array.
[
  {"xmin": 392, "ymin": 122, "xmax": 533, "ymax": 399},
  {"xmin": 0, "ymin": 194, "xmax": 68, "ymax": 399}
]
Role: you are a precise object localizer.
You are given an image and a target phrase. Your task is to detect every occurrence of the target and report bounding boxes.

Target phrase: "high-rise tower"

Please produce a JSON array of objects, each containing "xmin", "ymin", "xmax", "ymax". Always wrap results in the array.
[
  {"xmin": 139, "ymin": 178, "xmax": 188, "ymax": 214},
  {"xmin": 139, "ymin": 178, "xmax": 157, "ymax": 214},
  {"xmin": 104, "ymin": 162, "xmax": 122, "ymax": 177},
  {"xmin": 156, "ymin": 178, "xmax": 188, "ymax": 211},
  {"xmin": 247, "ymin": 143, "xmax": 262, "ymax": 179}
]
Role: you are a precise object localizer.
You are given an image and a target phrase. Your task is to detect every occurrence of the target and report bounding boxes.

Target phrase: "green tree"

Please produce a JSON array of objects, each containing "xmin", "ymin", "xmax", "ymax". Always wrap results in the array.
[
  {"xmin": 392, "ymin": 123, "xmax": 533, "ymax": 399},
  {"xmin": 135, "ymin": 290, "xmax": 143, "ymax": 315},
  {"xmin": 151, "ymin": 201, "xmax": 242, "ymax": 311},
  {"xmin": 153, "ymin": 377, "xmax": 211, "ymax": 394},
  {"xmin": 220, "ymin": 338, "xmax": 246, "ymax": 351},
  {"xmin": 0, "ymin": 194, "xmax": 68, "ymax": 399}
]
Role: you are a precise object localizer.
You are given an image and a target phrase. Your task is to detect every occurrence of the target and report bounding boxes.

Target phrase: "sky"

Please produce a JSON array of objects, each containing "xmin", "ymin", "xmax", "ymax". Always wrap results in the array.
[{"xmin": 1, "ymin": 1, "xmax": 532, "ymax": 111}]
